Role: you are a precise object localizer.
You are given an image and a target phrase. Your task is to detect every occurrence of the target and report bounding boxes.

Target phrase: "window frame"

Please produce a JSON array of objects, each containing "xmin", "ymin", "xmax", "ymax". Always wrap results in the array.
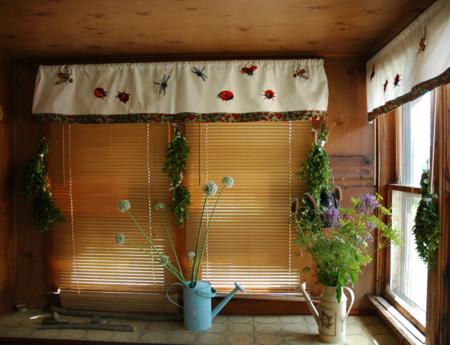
[
  {"xmin": 384, "ymin": 183, "xmax": 426, "ymax": 334},
  {"xmin": 377, "ymin": 91, "xmax": 435, "ymax": 336}
]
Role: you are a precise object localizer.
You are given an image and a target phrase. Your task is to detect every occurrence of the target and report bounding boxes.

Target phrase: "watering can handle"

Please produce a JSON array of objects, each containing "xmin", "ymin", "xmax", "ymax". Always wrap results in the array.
[
  {"xmin": 343, "ymin": 286, "xmax": 355, "ymax": 321},
  {"xmin": 166, "ymin": 282, "xmax": 183, "ymax": 310}
]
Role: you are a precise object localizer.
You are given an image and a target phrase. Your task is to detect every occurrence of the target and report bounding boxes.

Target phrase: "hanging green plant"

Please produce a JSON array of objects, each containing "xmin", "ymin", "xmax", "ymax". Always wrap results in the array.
[
  {"xmin": 298, "ymin": 124, "xmax": 331, "ymax": 203},
  {"xmin": 164, "ymin": 125, "xmax": 191, "ymax": 226},
  {"xmin": 23, "ymin": 137, "xmax": 64, "ymax": 232},
  {"xmin": 413, "ymin": 169, "xmax": 440, "ymax": 268}
]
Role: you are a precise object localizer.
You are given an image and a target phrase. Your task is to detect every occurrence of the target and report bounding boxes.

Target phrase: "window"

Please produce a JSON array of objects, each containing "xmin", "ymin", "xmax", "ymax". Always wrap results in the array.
[
  {"xmin": 185, "ymin": 121, "xmax": 313, "ymax": 294},
  {"xmin": 47, "ymin": 120, "xmax": 315, "ymax": 311},
  {"xmin": 387, "ymin": 91, "xmax": 433, "ymax": 328},
  {"xmin": 48, "ymin": 123, "xmax": 177, "ymax": 313}
]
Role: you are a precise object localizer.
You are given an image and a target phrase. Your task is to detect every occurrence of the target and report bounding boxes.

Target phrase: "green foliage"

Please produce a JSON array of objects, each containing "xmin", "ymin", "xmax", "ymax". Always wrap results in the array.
[
  {"xmin": 413, "ymin": 169, "xmax": 440, "ymax": 268},
  {"xmin": 298, "ymin": 124, "xmax": 331, "ymax": 204},
  {"xmin": 164, "ymin": 125, "xmax": 191, "ymax": 226},
  {"xmin": 172, "ymin": 185, "xmax": 191, "ymax": 227},
  {"xmin": 23, "ymin": 137, "xmax": 64, "ymax": 232},
  {"xmin": 295, "ymin": 194, "xmax": 400, "ymax": 301}
]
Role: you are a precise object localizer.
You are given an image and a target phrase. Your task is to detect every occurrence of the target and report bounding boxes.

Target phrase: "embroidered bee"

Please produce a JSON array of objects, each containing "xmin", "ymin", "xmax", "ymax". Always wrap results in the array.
[
  {"xmin": 116, "ymin": 91, "xmax": 130, "ymax": 103},
  {"xmin": 293, "ymin": 68, "xmax": 308, "ymax": 79},
  {"xmin": 263, "ymin": 89, "xmax": 275, "ymax": 100},
  {"xmin": 154, "ymin": 74, "xmax": 171, "ymax": 95},
  {"xmin": 94, "ymin": 87, "xmax": 107, "ymax": 99},
  {"xmin": 417, "ymin": 26, "xmax": 427, "ymax": 54},
  {"xmin": 393, "ymin": 74, "xmax": 401, "ymax": 87},
  {"xmin": 241, "ymin": 65, "xmax": 257, "ymax": 76},
  {"xmin": 191, "ymin": 66, "xmax": 207, "ymax": 81},
  {"xmin": 383, "ymin": 80, "xmax": 388, "ymax": 93},
  {"xmin": 369, "ymin": 65, "xmax": 375, "ymax": 81},
  {"xmin": 55, "ymin": 66, "xmax": 73, "ymax": 85},
  {"xmin": 218, "ymin": 90, "xmax": 234, "ymax": 101}
]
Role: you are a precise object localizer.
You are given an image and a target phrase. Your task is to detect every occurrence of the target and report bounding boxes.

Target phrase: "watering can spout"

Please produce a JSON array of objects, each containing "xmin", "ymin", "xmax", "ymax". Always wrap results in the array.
[
  {"xmin": 211, "ymin": 282, "xmax": 245, "ymax": 319},
  {"xmin": 299, "ymin": 283, "xmax": 320, "ymax": 326}
]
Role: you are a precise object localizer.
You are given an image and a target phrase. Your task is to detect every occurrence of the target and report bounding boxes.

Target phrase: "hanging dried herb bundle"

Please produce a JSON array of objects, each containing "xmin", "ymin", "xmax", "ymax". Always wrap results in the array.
[
  {"xmin": 413, "ymin": 169, "xmax": 440, "ymax": 268},
  {"xmin": 164, "ymin": 125, "xmax": 191, "ymax": 226},
  {"xmin": 23, "ymin": 137, "xmax": 64, "ymax": 232},
  {"xmin": 298, "ymin": 124, "xmax": 331, "ymax": 203}
]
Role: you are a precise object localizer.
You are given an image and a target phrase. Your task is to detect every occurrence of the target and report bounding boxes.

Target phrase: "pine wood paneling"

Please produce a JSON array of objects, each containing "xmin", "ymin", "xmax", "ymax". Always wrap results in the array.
[
  {"xmin": 0, "ymin": 0, "xmax": 434, "ymax": 59},
  {"xmin": 0, "ymin": 57, "xmax": 14, "ymax": 314},
  {"xmin": 11, "ymin": 57, "xmax": 377, "ymax": 313}
]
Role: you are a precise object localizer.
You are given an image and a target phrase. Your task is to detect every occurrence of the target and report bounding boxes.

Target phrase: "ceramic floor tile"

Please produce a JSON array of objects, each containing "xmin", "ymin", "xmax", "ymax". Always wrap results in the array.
[
  {"xmin": 0, "ymin": 311, "xmax": 399, "ymax": 345},
  {"xmin": 226, "ymin": 333, "xmax": 254, "ymax": 345},
  {"xmin": 83, "ymin": 330, "xmax": 115, "ymax": 341},
  {"xmin": 197, "ymin": 332, "xmax": 227, "ymax": 345},
  {"xmin": 28, "ymin": 329, "xmax": 62, "ymax": 339},
  {"xmin": 226, "ymin": 322, "xmax": 254, "ymax": 334},
  {"xmin": 166, "ymin": 331, "xmax": 198, "ymax": 345},
  {"xmin": 58, "ymin": 329, "xmax": 87, "ymax": 340},
  {"xmin": 139, "ymin": 330, "xmax": 170, "ymax": 343},
  {"xmin": 5, "ymin": 326, "xmax": 34, "ymax": 338}
]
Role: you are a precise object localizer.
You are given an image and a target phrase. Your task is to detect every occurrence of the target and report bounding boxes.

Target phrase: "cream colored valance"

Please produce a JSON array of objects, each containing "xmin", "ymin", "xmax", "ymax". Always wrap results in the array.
[
  {"xmin": 366, "ymin": 0, "xmax": 450, "ymax": 121},
  {"xmin": 32, "ymin": 59, "xmax": 328, "ymax": 123}
]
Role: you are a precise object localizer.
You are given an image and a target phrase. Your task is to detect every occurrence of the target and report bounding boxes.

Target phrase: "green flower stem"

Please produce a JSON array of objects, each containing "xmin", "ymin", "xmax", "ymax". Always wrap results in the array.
[
  {"xmin": 194, "ymin": 186, "xmax": 225, "ymax": 283},
  {"xmin": 190, "ymin": 195, "xmax": 209, "ymax": 286},
  {"xmin": 126, "ymin": 210, "xmax": 187, "ymax": 285},
  {"xmin": 159, "ymin": 209, "xmax": 184, "ymax": 281}
]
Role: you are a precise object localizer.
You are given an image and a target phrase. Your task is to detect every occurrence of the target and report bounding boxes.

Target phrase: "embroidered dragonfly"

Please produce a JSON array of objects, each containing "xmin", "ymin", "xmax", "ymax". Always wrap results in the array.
[
  {"xmin": 154, "ymin": 74, "xmax": 171, "ymax": 95},
  {"xmin": 191, "ymin": 66, "xmax": 207, "ymax": 81}
]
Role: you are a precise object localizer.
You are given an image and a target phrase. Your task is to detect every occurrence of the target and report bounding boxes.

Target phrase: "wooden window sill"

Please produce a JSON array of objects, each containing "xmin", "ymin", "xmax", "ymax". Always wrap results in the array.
[{"xmin": 369, "ymin": 295, "xmax": 425, "ymax": 345}]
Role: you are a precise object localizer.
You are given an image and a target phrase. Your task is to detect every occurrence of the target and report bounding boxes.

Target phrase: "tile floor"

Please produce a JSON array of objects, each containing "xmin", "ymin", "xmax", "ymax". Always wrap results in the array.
[{"xmin": 0, "ymin": 310, "xmax": 399, "ymax": 345}]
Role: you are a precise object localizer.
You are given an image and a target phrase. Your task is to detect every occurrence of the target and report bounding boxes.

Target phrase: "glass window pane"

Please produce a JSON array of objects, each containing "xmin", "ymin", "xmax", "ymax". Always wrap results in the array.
[
  {"xmin": 400, "ymin": 92, "xmax": 432, "ymax": 186},
  {"xmin": 390, "ymin": 190, "xmax": 427, "ymax": 326}
]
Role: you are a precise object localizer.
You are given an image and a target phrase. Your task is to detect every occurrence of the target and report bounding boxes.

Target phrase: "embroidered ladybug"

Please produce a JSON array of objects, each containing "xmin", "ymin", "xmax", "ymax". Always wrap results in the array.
[
  {"xmin": 94, "ymin": 87, "xmax": 107, "ymax": 99},
  {"xmin": 218, "ymin": 90, "xmax": 234, "ymax": 101},
  {"xmin": 393, "ymin": 74, "xmax": 401, "ymax": 87},
  {"xmin": 117, "ymin": 91, "xmax": 130, "ymax": 103},
  {"xmin": 241, "ymin": 66, "xmax": 257, "ymax": 76},
  {"xmin": 293, "ymin": 68, "xmax": 308, "ymax": 79},
  {"xmin": 383, "ymin": 80, "xmax": 388, "ymax": 93},
  {"xmin": 263, "ymin": 89, "xmax": 275, "ymax": 100},
  {"xmin": 369, "ymin": 65, "xmax": 375, "ymax": 81}
]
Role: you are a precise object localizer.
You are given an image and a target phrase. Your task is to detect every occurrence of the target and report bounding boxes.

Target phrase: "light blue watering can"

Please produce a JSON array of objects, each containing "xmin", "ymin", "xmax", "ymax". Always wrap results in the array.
[{"xmin": 167, "ymin": 281, "xmax": 244, "ymax": 331}]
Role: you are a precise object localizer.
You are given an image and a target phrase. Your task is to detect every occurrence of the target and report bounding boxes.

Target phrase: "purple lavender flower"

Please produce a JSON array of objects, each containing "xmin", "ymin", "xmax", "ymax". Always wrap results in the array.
[
  {"xmin": 357, "ymin": 194, "xmax": 379, "ymax": 214},
  {"xmin": 366, "ymin": 221, "xmax": 376, "ymax": 232},
  {"xmin": 323, "ymin": 207, "xmax": 340, "ymax": 228}
]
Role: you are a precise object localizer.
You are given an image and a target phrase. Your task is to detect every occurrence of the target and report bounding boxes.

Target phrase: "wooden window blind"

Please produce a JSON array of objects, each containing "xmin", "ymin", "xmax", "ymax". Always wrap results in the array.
[
  {"xmin": 185, "ymin": 121, "xmax": 314, "ymax": 295},
  {"xmin": 47, "ymin": 122, "xmax": 177, "ymax": 313}
]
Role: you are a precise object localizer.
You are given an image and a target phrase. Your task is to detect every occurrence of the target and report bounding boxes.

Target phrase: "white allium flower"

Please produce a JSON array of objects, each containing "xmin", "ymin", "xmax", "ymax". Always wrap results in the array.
[
  {"xmin": 160, "ymin": 255, "xmax": 170, "ymax": 266},
  {"xmin": 115, "ymin": 233, "xmax": 126, "ymax": 245},
  {"xmin": 222, "ymin": 176, "xmax": 234, "ymax": 188},
  {"xmin": 118, "ymin": 200, "xmax": 131, "ymax": 213},
  {"xmin": 154, "ymin": 201, "xmax": 166, "ymax": 210},
  {"xmin": 203, "ymin": 181, "xmax": 218, "ymax": 196},
  {"xmin": 187, "ymin": 251, "xmax": 196, "ymax": 261}
]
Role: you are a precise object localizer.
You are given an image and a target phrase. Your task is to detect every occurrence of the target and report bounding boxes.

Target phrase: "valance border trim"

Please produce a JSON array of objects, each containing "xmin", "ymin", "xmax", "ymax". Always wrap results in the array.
[
  {"xmin": 368, "ymin": 68, "xmax": 449, "ymax": 121},
  {"xmin": 32, "ymin": 110, "xmax": 326, "ymax": 124}
]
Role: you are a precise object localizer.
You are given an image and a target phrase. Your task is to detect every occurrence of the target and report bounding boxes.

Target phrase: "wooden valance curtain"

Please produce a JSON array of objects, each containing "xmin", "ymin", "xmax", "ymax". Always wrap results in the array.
[
  {"xmin": 366, "ymin": 0, "xmax": 449, "ymax": 121},
  {"xmin": 32, "ymin": 59, "xmax": 328, "ymax": 123}
]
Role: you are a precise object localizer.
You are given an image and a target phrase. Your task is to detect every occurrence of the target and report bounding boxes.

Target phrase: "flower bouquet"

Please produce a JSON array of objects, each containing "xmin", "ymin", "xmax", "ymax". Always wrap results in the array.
[
  {"xmin": 116, "ymin": 175, "xmax": 235, "ymax": 287},
  {"xmin": 294, "ymin": 193, "xmax": 400, "ymax": 300}
]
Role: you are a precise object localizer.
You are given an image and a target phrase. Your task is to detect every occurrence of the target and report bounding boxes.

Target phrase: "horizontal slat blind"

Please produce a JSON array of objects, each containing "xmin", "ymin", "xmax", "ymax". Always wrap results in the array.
[
  {"xmin": 47, "ymin": 123, "xmax": 177, "ymax": 312},
  {"xmin": 185, "ymin": 121, "xmax": 314, "ymax": 294}
]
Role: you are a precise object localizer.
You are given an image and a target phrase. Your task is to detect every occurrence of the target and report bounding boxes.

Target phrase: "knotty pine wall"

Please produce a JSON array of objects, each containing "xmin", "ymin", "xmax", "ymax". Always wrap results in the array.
[
  {"xmin": 0, "ymin": 57, "xmax": 14, "ymax": 314},
  {"xmin": 7, "ymin": 57, "xmax": 376, "ymax": 313}
]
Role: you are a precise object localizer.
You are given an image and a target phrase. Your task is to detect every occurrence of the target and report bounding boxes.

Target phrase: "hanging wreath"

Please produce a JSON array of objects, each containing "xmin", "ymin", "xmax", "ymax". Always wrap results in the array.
[
  {"xmin": 23, "ymin": 137, "xmax": 64, "ymax": 232},
  {"xmin": 413, "ymin": 169, "xmax": 440, "ymax": 268},
  {"xmin": 164, "ymin": 125, "xmax": 191, "ymax": 226}
]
